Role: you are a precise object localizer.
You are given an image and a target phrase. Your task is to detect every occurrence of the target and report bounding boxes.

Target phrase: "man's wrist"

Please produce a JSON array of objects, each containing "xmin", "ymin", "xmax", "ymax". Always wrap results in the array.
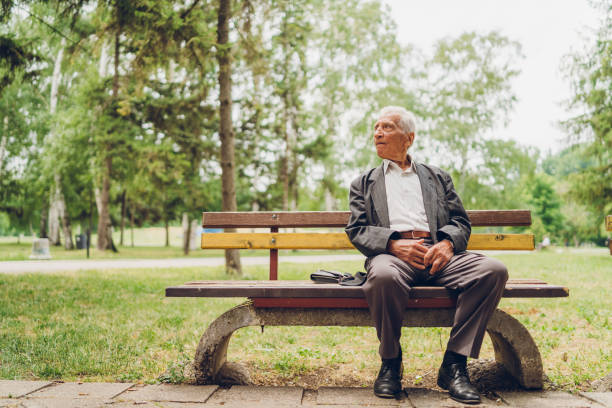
[
  {"xmin": 443, "ymin": 239, "xmax": 454, "ymax": 250},
  {"xmin": 387, "ymin": 238, "xmax": 396, "ymax": 253}
]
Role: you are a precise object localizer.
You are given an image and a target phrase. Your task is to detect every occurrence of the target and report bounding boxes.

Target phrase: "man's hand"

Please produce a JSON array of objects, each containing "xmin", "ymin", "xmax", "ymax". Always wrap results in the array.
[
  {"xmin": 424, "ymin": 239, "xmax": 454, "ymax": 275},
  {"xmin": 388, "ymin": 238, "xmax": 428, "ymax": 270}
]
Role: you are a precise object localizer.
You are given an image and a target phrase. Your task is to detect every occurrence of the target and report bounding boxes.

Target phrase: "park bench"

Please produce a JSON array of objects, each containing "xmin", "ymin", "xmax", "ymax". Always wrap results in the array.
[{"xmin": 166, "ymin": 210, "xmax": 569, "ymax": 389}]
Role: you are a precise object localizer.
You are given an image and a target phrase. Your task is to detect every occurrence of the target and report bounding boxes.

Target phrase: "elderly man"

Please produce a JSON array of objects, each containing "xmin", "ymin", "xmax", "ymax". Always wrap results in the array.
[{"xmin": 345, "ymin": 106, "xmax": 508, "ymax": 404}]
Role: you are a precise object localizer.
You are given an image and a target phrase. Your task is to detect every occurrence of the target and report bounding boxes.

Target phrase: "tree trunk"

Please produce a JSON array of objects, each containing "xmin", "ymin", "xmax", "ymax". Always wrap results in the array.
[
  {"xmin": 48, "ymin": 188, "xmax": 61, "ymax": 246},
  {"xmin": 324, "ymin": 189, "xmax": 335, "ymax": 211},
  {"xmin": 0, "ymin": 116, "xmax": 7, "ymax": 178},
  {"xmin": 280, "ymin": 12, "xmax": 290, "ymax": 212},
  {"xmin": 120, "ymin": 190, "xmax": 126, "ymax": 246},
  {"xmin": 217, "ymin": 0, "xmax": 242, "ymax": 275},
  {"xmin": 39, "ymin": 201, "xmax": 48, "ymax": 239},
  {"xmin": 47, "ymin": 42, "xmax": 66, "ymax": 247},
  {"xmin": 96, "ymin": 156, "xmax": 114, "ymax": 250},
  {"xmin": 60, "ymin": 204, "xmax": 74, "ymax": 249},
  {"xmin": 55, "ymin": 173, "xmax": 73, "ymax": 250},
  {"xmin": 182, "ymin": 212, "xmax": 191, "ymax": 255},
  {"xmin": 165, "ymin": 217, "xmax": 170, "ymax": 247},
  {"xmin": 130, "ymin": 202, "xmax": 134, "ymax": 247},
  {"xmin": 96, "ymin": 25, "xmax": 121, "ymax": 252}
]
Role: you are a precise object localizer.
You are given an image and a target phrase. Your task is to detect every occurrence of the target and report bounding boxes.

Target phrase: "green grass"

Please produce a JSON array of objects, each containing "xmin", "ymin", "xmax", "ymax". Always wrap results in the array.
[
  {"xmin": 0, "ymin": 242, "xmax": 357, "ymax": 261},
  {"xmin": 0, "ymin": 251, "xmax": 610, "ymax": 391}
]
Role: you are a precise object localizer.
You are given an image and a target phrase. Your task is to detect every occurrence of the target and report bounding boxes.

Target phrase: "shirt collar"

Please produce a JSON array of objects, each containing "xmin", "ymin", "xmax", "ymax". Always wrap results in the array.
[{"xmin": 383, "ymin": 155, "xmax": 416, "ymax": 174}]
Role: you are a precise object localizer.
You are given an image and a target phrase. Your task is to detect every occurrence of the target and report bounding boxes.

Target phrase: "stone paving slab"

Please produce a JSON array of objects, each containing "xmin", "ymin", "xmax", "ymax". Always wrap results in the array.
[
  {"xmin": 316, "ymin": 387, "xmax": 408, "ymax": 406},
  {"xmin": 19, "ymin": 398, "xmax": 109, "ymax": 408},
  {"xmin": 0, "ymin": 381, "xmax": 52, "ymax": 398},
  {"xmin": 1, "ymin": 399, "xmax": 25, "ymax": 408},
  {"xmin": 28, "ymin": 382, "xmax": 133, "ymax": 400},
  {"xmin": 580, "ymin": 392, "xmax": 612, "ymax": 407},
  {"xmin": 109, "ymin": 402, "xmax": 207, "ymax": 408},
  {"xmin": 116, "ymin": 384, "xmax": 218, "ymax": 403},
  {"xmin": 498, "ymin": 391, "xmax": 600, "ymax": 407},
  {"xmin": 206, "ymin": 386, "xmax": 302, "ymax": 405},
  {"xmin": 105, "ymin": 403, "xmax": 161, "ymax": 408},
  {"xmin": 404, "ymin": 388, "xmax": 502, "ymax": 407}
]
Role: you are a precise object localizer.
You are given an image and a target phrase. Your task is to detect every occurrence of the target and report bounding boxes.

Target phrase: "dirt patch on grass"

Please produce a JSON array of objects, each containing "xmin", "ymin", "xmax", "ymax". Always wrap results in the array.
[{"xmin": 244, "ymin": 358, "xmax": 522, "ymax": 392}]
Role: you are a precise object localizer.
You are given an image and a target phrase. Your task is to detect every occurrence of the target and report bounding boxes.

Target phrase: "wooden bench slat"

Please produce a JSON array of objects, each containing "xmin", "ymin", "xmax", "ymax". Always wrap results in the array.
[
  {"xmin": 165, "ymin": 280, "xmax": 569, "ymax": 299},
  {"xmin": 201, "ymin": 232, "xmax": 535, "ymax": 251},
  {"xmin": 251, "ymin": 297, "xmax": 456, "ymax": 308},
  {"xmin": 180, "ymin": 278, "xmax": 548, "ymax": 286},
  {"xmin": 203, "ymin": 210, "xmax": 532, "ymax": 228}
]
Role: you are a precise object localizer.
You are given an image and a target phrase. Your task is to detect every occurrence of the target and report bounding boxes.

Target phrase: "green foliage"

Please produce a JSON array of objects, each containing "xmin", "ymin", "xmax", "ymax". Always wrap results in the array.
[
  {"xmin": 561, "ymin": 0, "xmax": 612, "ymax": 228},
  {"xmin": 526, "ymin": 174, "xmax": 565, "ymax": 243},
  {"xmin": 0, "ymin": 0, "xmax": 606, "ymax": 248}
]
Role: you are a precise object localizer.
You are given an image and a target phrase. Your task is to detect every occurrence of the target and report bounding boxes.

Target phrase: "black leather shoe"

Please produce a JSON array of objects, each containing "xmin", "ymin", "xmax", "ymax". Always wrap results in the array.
[
  {"xmin": 373, "ymin": 355, "xmax": 403, "ymax": 398},
  {"xmin": 437, "ymin": 362, "xmax": 481, "ymax": 404}
]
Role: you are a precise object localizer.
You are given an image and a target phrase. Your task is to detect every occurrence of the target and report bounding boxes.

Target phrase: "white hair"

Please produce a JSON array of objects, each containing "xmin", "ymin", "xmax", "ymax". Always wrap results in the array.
[{"xmin": 379, "ymin": 106, "xmax": 416, "ymax": 134}]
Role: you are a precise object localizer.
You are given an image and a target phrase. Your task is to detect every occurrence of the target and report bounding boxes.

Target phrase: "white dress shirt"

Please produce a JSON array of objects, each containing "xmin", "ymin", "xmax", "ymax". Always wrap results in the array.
[{"xmin": 383, "ymin": 159, "xmax": 430, "ymax": 232}]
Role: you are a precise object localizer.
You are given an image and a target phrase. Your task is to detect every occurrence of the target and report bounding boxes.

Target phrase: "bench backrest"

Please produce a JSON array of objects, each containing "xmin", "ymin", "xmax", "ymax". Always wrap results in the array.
[{"xmin": 201, "ymin": 210, "xmax": 533, "ymax": 279}]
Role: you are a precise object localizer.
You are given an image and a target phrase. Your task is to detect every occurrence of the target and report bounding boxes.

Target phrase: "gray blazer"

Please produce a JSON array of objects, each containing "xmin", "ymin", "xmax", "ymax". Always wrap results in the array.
[{"xmin": 345, "ymin": 162, "xmax": 471, "ymax": 257}]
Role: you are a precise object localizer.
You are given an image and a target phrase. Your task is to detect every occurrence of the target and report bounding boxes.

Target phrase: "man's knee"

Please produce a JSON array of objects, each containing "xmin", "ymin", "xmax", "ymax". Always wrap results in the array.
[
  {"xmin": 482, "ymin": 258, "xmax": 508, "ymax": 287},
  {"xmin": 365, "ymin": 254, "xmax": 404, "ymax": 289}
]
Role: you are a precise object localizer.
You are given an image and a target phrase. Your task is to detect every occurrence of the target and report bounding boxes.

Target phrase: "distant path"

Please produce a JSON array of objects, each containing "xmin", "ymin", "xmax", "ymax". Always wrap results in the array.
[
  {"xmin": 0, "ymin": 254, "xmax": 365, "ymax": 274},
  {"xmin": 2, "ymin": 248, "xmax": 602, "ymax": 274}
]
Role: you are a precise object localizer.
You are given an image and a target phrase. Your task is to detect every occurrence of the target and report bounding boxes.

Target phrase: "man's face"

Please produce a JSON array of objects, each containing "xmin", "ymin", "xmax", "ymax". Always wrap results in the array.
[{"xmin": 373, "ymin": 114, "xmax": 414, "ymax": 162}]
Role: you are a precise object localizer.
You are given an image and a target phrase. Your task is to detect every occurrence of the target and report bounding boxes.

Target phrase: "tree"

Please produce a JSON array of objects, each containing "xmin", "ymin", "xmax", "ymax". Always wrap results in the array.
[
  {"xmin": 526, "ymin": 174, "xmax": 565, "ymax": 243},
  {"xmin": 561, "ymin": 0, "xmax": 611, "ymax": 232},
  {"xmin": 217, "ymin": 0, "xmax": 242, "ymax": 274},
  {"xmin": 421, "ymin": 32, "xmax": 523, "ymax": 200}
]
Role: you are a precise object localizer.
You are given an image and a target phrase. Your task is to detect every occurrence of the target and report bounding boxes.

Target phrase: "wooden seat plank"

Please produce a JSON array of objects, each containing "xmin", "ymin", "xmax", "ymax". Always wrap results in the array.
[
  {"xmin": 202, "ymin": 210, "xmax": 532, "ymax": 228},
  {"xmin": 165, "ymin": 280, "xmax": 569, "ymax": 299},
  {"xmin": 201, "ymin": 232, "xmax": 535, "ymax": 251},
  {"xmin": 250, "ymin": 297, "xmax": 456, "ymax": 309},
  {"xmin": 181, "ymin": 278, "xmax": 548, "ymax": 285}
]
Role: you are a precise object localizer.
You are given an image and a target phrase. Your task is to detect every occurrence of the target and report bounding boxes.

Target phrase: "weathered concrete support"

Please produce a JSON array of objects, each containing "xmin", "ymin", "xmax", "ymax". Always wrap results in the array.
[
  {"xmin": 193, "ymin": 303, "xmax": 542, "ymax": 389},
  {"xmin": 193, "ymin": 303, "xmax": 260, "ymax": 385},
  {"xmin": 486, "ymin": 309, "xmax": 543, "ymax": 389}
]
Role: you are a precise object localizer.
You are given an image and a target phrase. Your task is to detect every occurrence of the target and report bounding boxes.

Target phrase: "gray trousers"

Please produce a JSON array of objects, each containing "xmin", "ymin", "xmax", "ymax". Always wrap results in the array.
[{"xmin": 363, "ymin": 242, "xmax": 508, "ymax": 360}]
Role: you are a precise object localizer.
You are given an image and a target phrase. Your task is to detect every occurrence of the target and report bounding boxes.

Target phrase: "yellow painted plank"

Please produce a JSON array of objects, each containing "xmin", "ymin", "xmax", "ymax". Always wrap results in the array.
[
  {"xmin": 201, "ymin": 233, "xmax": 534, "ymax": 251},
  {"xmin": 606, "ymin": 215, "xmax": 612, "ymax": 231},
  {"xmin": 467, "ymin": 233, "xmax": 534, "ymax": 250}
]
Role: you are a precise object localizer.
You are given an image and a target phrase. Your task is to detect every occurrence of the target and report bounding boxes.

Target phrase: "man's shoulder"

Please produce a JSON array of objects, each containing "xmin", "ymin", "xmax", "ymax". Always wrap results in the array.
[
  {"xmin": 350, "ymin": 165, "xmax": 381, "ymax": 187},
  {"xmin": 415, "ymin": 162, "xmax": 451, "ymax": 178}
]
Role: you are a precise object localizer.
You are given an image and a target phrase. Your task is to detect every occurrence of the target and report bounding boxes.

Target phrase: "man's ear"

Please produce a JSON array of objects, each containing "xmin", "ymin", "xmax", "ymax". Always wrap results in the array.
[{"xmin": 407, "ymin": 132, "xmax": 415, "ymax": 147}]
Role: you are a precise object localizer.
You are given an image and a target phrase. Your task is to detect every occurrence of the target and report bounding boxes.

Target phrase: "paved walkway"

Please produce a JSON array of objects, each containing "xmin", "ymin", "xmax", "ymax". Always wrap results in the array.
[
  {"xmin": 0, "ymin": 255, "xmax": 364, "ymax": 274},
  {"xmin": 1, "ymin": 381, "xmax": 610, "ymax": 407}
]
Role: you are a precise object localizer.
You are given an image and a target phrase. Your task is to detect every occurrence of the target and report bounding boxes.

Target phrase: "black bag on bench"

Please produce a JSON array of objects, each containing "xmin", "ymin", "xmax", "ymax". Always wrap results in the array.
[{"xmin": 310, "ymin": 269, "xmax": 367, "ymax": 286}]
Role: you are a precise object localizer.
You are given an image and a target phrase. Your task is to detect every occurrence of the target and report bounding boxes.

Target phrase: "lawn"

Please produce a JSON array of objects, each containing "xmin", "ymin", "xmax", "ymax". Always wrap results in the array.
[
  {"xmin": 0, "ymin": 250, "xmax": 609, "ymax": 391},
  {"xmin": 0, "ymin": 242, "xmax": 354, "ymax": 261},
  {"xmin": 0, "ymin": 227, "xmax": 359, "ymax": 261}
]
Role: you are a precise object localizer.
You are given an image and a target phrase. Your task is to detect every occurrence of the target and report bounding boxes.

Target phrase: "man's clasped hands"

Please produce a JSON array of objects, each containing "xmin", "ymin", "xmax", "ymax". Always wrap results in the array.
[{"xmin": 387, "ymin": 238, "xmax": 454, "ymax": 275}]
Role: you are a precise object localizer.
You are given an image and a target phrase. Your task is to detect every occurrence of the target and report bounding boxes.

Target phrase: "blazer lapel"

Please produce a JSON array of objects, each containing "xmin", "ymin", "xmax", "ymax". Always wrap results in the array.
[
  {"xmin": 371, "ymin": 164, "xmax": 390, "ymax": 228},
  {"xmin": 415, "ymin": 163, "xmax": 438, "ymax": 236}
]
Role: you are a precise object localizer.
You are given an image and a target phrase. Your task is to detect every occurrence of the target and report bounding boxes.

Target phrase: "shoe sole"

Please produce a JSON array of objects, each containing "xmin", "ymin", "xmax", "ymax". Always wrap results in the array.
[
  {"xmin": 374, "ymin": 391, "xmax": 399, "ymax": 399},
  {"xmin": 448, "ymin": 395, "xmax": 481, "ymax": 404}
]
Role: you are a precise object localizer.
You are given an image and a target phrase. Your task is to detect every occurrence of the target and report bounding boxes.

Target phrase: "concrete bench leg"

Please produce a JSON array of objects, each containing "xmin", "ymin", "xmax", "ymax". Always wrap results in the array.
[
  {"xmin": 193, "ymin": 302, "xmax": 261, "ymax": 385},
  {"xmin": 486, "ymin": 309, "xmax": 543, "ymax": 389}
]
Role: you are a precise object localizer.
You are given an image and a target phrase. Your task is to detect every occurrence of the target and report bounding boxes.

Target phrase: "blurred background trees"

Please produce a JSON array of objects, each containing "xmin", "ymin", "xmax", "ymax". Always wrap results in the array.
[{"xmin": 0, "ymin": 0, "xmax": 610, "ymax": 262}]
